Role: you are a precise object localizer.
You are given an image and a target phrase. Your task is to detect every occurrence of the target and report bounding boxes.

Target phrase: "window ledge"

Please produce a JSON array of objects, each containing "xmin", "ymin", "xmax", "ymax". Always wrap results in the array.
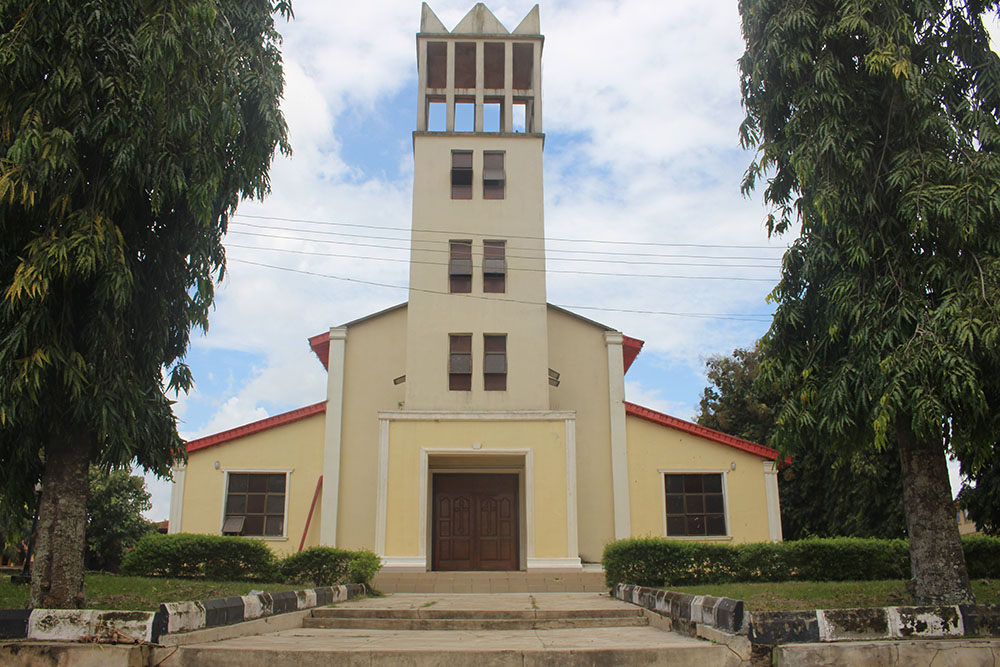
[
  {"xmin": 221, "ymin": 535, "xmax": 289, "ymax": 541},
  {"xmin": 661, "ymin": 535, "xmax": 733, "ymax": 542}
]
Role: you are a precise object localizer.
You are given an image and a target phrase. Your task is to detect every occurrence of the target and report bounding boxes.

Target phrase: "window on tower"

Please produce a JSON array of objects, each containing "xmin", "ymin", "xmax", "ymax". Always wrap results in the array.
[
  {"xmin": 449, "ymin": 240, "xmax": 472, "ymax": 293},
  {"xmin": 449, "ymin": 334, "xmax": 472, "ymax": 391},
  {"xmin": 451, "ymin": 151, "xmax": 473, "ymax": 199},
  {"xmin": 483, "ymin": 240, "xmax": 506, "ymax": 293},
  {"xmin": 483, "ymin": 335, "xmax": 507, "ymax": 391},
  {"xmin": 483, "ymin": 151, "xmax": 505, "ymax": 199}
]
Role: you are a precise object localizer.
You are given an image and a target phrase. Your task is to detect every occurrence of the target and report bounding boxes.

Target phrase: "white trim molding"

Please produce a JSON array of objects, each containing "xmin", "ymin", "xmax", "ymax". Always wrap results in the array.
[
  {"xmin": 167, "ymin": 465, "xmax": 186, "ymax": 534},
  {"xmin": 564, "ymin": 417, "xmax": 579, "ymax": 563},
  {"xmin": 321, "ymin": 327, "xmax": 348, "ymax": 547},
  {"xmin": 381, "ymin": 556, "xmax": 427, "ymax": 570},
  {"xmin": 375, "ymin": 418, "xmax": 390, "ymax": 556},
  {"xmin": 605, "ymin": 331, "xmax": 631, "ymax": 539},
  {"xmin": 527, "ymin": 557, "xmax": 583, "ymax": 570},
  {"xmin": 763, "ymin": 460, "xmax": 783, "ymax": 542}
]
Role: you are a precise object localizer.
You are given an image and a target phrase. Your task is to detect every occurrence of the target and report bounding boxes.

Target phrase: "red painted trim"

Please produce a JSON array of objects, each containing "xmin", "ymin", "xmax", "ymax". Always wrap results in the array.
[
  {"xmin": 185, "ymin": 401, "xmax": 327, "ymax": 453},
  {"xmin": 622, "ymin": 335, "xmax": 644, "ymax": 374},
  {"xmin": 299, "ymin": 475, "xmax": 323, "ymax": 553},
  {"xmin": 309, "ymin": 333, "xmax": 330, "ymax": 370},
  {"xmin": 624, "ymin": 401, "xmax": 779, "ymax": 461}
]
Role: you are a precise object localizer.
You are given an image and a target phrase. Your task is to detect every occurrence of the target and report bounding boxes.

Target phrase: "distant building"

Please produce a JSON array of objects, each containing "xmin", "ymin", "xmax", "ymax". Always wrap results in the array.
[
  {"xmin": 957, "ymin": 504, "xmax": 981, "ymax": 537},
  {"xmin": 168, "ymin": 3, "xmax": 782, "ymax": 572}
]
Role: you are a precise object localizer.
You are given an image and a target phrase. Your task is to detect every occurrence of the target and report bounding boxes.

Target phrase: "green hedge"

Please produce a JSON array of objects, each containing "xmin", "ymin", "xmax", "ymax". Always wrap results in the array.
[
  {"xmin": 121, "ymin": 534, "xmax": 383, "ymax": 585},
  {"xmin": 280, "ymin": 547, "xmax": 382, "ymax": 587},
  {"xmin": 122, "ymin": 533, "xmax": 278, "ymax": 580},
  {"xmin": 602, "ymin": 536, "xmax": 1000, "ymax": 587}
]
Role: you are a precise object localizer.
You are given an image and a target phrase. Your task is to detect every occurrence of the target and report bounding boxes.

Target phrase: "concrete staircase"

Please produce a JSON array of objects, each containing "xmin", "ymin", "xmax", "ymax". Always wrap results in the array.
[
  {"xmin": 372, "ymin": 569, "xmax": 608, "ymax": 593},
  {"xmin": 302, "ymin": 604, "xmax": 648, "ymax": 631}
]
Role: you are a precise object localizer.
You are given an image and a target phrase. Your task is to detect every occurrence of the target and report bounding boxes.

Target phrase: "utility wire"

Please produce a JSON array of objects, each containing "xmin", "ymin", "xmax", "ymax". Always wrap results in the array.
[
  {"xmin": 233, "ymin": 213, "xmax": 786, "ymax": 251},
  {"xmin": 229, "ymin": 258, "xmax": 775, "ymax": 322},
  {"xmin": 227, "ymin": 233, "xmax": 782, "ymax": 271},
  {"xmin": 227, "ymin": 244, "xmax": 779, "ymax": 282},
  {"xmin": 230, "ymin": 220, "xmax": 784, "ymax": 262}
]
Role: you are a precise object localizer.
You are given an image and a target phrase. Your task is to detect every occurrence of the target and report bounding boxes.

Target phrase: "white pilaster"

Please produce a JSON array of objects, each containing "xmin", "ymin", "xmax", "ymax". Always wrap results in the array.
[
  {"xmin": 605, "ymin": 332, "xmax": 630, "ymax": 539},
  {"xmin": 375, "ymin": 418, "xmax": 390, "ymax": 556},
  {"xmin": 320, "ymin": 327, "xmax": 348, "ymax": 546},
  {"xmin": 565, "ymin": 417, "xmax": 579, "ymax": 562},
  {"xmin": 167, "ymin": 465, "xmax": 186, "ymax": 534},
  {"xmin": 763, "ymin": 460, "xmax": 783, "ymax": 542},
  {"xmin": 445, "ymin": 40, "xmax": 455, "ymax": 132}
]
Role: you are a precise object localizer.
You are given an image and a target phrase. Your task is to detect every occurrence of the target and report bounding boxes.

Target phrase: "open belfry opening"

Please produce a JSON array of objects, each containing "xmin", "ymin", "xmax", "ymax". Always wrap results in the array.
[{"xmin": 417, "ymin": 2, "xmax": 541, "ymax": 134}]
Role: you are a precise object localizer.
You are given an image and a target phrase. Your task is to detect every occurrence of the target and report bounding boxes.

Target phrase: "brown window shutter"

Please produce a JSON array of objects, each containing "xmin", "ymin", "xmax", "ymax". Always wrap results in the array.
[
  {"xmin": 449, "ymin": 334, "xmax": 472, "ymax": 391},
  {"xmin": 483, "ymin": 335, "xmax": 507, "ymax": 390},
  {"xmin": 483, "ymin": 151, "xmax": 505, "ymax": 199},
  {"xmin": 483, "ymin": 241, "xmax": 506, "ymax": 293},
  {"xmin": 449, "ymin": 241, "xmax": 473, "ymax": 293},
  {"xmin": 451, "ymin": 151, "xmax": 473, "ymax": 199}
]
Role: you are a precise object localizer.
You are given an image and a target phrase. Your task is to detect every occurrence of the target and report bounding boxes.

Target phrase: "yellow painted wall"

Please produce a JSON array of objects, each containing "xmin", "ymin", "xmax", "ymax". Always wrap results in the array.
[
  {"xmin": 181, "ymin": 412, "xmax": 326, "ymax": 556},
  {"xmin": 337, "ymin": 305, "xmax": 408, "ymax": 549},
  {"xmin": 405, "ymin": 134, "xmax": 550, "ymax": 411},
  {"xmin": 384, "ymin": 418, "xmax": 568, "ymax": 560},
  {"xmin": 546, "ymin": 306, "xmax": 615, "ymax": 562},
  {"xmin": 625, "ymin": 414, "xmax": 772, "ymax": 544}
]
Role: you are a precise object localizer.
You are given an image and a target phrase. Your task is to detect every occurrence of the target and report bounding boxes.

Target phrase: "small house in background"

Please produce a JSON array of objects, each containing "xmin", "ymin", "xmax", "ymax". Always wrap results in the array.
[{"xmin": 168, "ymin": 3, "xmax": 782, "ymax": 574}]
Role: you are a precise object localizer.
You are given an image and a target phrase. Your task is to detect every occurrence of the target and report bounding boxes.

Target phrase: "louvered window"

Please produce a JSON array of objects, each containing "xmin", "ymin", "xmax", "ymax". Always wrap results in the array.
[
  {"xmin": 451, "ymin": 151, "xmax": 473, "ymax": 199},
  {"xmin": 449, "ymin": 241, "xmax": 472, "ymax": 293},
  {"xmin": 483, "ymin": 241, "xmax": 506, "ymax": 293},
  {"xmin": 483, "ymin": 151, "xmax": 505, "ymax": 199},
  {"xmin": 449, "ymin": 334, "xmax": 472, "ymax": 391},
  {"xmin": 484, "ymin": 334, "xmax": 507, "ymax": 391}
]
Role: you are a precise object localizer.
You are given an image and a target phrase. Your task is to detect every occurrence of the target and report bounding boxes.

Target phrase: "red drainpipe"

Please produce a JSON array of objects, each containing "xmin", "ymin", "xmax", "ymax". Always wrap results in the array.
[{"xmin": 298, "ymin": 475, "xmax": 323, "ymax": 552}]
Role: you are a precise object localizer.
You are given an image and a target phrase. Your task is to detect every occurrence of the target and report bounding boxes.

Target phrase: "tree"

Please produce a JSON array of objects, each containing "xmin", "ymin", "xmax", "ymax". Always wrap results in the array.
[
  {"xmin": 86, "ymin": 467, "xmax": 157, "ymax": 573},
  {"xmin": 0, "ymin": 1, "xmax": 290, "ymax": 607},
  {"xmin": 697, "ymin": 344, "xmax": 907, "ymax": 540},
  {"xmin": 957, "ymin": 448, "xmax": 1000, "ymax": 535},
  {"xmin": 739, "ymin": 0, "xmax": 1000, "ymax": 604}
]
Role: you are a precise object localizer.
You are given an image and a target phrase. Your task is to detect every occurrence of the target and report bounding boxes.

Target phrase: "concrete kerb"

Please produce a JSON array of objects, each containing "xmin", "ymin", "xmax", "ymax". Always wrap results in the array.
[
  {"xmin": 4, "ymin": 583, "xmax": 366, "ymax": 644},
  {"xmin": 613, "ymin": 582, "xmax": 1000, "ymax": 649}
]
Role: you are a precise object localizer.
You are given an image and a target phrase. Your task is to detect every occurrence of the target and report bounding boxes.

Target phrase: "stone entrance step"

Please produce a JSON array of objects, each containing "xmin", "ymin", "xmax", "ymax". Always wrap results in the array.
[
  {"xmin": 303, "ymin": 604, "xmax": 648, "ymax": 631},
  {"xmin": 372, "ymin": 568, "xmax": 607, "ymax": 593}
]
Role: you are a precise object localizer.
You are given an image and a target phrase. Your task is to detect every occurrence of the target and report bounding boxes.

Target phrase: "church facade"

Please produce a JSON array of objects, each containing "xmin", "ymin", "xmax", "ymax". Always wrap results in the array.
[{"xmin": 168, "ymin": 3, "xmax": 782, "ymax": 571}]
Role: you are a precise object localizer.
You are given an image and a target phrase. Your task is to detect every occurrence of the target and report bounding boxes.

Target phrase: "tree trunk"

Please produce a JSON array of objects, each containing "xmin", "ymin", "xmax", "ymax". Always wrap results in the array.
[
  {"xmin": 897, "ymin": 422, "xmax": 974, "ymax": 605},
  {"xmin": 30, "ymin": 436, "xmax": 90, "ymax": 609}
]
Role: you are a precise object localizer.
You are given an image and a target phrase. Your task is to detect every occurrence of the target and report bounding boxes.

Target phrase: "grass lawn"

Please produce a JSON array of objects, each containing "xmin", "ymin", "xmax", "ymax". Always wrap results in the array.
[
  {"xmin": 667, "ymin": 578, "xmax": 1000, "ymax": 612},
  {"xmin": 0, "ymin": 572, "xmax": 297, "ymax": 611}
]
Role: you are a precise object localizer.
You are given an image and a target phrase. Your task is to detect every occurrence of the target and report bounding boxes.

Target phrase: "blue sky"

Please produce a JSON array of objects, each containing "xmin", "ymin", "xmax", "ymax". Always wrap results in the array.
[{"xmin": 145, "ymin": 1, "xmax": 969, "ymax": 518}]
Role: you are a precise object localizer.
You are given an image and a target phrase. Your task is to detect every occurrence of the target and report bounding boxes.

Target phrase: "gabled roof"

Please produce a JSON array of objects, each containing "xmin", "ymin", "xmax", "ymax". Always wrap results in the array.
[
  {"xmin": 186, "ymin": 401, "xmax": 326, "ymax": 453},
  {"xmin": 624, "ymin": 401, "xmax": 779, "ymax": 461}
]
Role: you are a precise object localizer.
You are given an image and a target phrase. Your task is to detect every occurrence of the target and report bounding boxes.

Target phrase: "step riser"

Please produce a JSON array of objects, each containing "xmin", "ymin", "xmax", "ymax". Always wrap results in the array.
[
  {"xmin": 302, "ymin": 617, "xmax": 649, "ymax": 631},
  {"xmin": 165, "ymin": 647, "xmax": 735, "ymax": 667},
  {"xmin": 310, "ymin": 608, "xmax": 643, "ymax": 620}
]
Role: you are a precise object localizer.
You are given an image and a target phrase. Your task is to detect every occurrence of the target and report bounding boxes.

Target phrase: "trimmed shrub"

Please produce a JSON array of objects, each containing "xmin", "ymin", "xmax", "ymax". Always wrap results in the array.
[
  {"xmin": 121, "ymin": 533, "xmax": 277, "ymax": 580},
  {"xmin": 280, "ymin": 546, "xmax": 383, "ymax": 586},
  {"xmin": 964, "ymin": 535, "xmax": 1000, "ymax": 578},
  {"xmin": 602, "ymin": 536, "xmax": 999, "ymax": 587}
]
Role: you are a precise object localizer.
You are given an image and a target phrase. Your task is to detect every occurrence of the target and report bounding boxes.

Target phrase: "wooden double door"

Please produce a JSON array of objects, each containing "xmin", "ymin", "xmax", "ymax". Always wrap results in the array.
[{"xmin": 432, "ymin": 473, "xmax": 519, "ymax": 571}]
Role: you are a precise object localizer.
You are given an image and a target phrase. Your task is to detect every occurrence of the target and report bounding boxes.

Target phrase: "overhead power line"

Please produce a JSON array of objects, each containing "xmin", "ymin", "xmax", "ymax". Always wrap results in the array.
[
  {"xmin": 229, "ymin": 258, "xmax": 775, "ymax": 323},
  {"xmin": 233, "ymin": 213, "xmax": 787, "ymax": 251},
  {"xmin": 227, "ymin": 244, "xmax": 779, "ymax": 282},
  {"xmin": 229, "ymin": 220, "xmax": 785, "ymax": 262}
]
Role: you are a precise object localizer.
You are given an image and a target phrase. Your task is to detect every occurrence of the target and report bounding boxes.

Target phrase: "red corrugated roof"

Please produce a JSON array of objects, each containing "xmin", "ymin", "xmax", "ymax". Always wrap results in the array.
[
  {"xmin": 624, "ymin": 401, "xmax": 779, "ymax": 460},
  {"xmin": 185, "ymin": 401, "xmax": 327, "ymax": 453}
]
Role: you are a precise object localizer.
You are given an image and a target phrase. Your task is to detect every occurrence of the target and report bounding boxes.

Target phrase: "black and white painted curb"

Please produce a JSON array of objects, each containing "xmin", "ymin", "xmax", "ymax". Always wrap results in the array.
[
  {"xmin": 613, "ymin": 583, "xmax": 1000, "ymax": 646},
  {"xmin": 613, "ymin": 583, "xmax": 745, "ymax": 635},
  {"xmin": 2, "ymin": 583, "xmax": 366, "ymax": 644}
]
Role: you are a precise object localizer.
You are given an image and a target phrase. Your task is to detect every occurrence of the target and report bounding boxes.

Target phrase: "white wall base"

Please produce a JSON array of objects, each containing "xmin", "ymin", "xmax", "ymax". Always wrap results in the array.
[
  {"xmin": 526, "ymin": 557, "xmax": 583, "ymax": 570},
  {"xmin": 380, "ymin": 556, "xmax": 427, "ymax": 570}
]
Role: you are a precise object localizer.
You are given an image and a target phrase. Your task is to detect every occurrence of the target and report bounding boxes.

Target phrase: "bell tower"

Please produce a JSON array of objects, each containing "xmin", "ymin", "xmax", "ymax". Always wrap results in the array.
[{"xmin": 404, "ymin": 3, "xmax": 549, "ymax": 410}]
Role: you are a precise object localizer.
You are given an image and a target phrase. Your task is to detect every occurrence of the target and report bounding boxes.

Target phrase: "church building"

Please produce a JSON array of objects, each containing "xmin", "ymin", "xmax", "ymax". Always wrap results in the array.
[{"xmin": 168, "ymin": 3, "xmax": 783, "ymax": 572}]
